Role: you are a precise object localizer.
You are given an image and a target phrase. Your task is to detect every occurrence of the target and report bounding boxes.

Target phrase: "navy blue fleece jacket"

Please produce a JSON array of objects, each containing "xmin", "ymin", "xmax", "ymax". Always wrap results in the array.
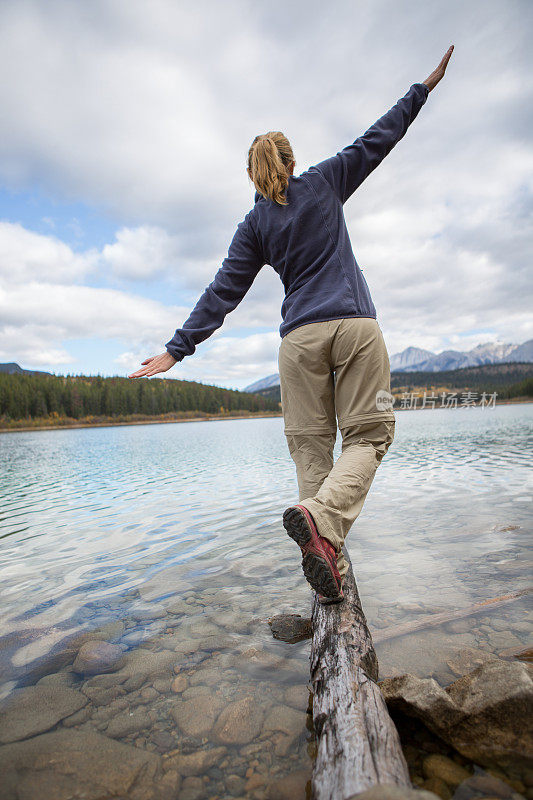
[{"xmin": 165, "ymin": 82, "xmax": 429, "ymax": 362}]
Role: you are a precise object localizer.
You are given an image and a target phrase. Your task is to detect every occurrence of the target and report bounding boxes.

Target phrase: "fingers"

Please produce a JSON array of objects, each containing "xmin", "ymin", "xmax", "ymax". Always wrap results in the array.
[
  {"xmin": 128, "ymin": 361, "xmax": 158, "ymax": 378},
  {"xmin": 440, "ymin": 45, "xmax": 454, "ymax": 70},
  {"xmin": 128, "ymin": 351, "xmax": 176, "ymax": 378},
  {"xmin": 128, "ymin": 359, "xmax": 166, "ymax": 378}
]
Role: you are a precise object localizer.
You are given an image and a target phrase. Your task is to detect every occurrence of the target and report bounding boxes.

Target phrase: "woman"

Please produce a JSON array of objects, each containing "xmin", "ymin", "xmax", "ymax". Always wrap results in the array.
[{"xmin": 130, "ymin": 46, "xmax": 454, "ymax": 603}]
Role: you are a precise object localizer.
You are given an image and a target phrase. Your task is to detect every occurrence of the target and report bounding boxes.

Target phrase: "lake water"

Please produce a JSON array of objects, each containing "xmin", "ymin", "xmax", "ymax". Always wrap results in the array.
[{"xmin": 0, "ymin": 403, "xmax": 532, "ymax": 799}]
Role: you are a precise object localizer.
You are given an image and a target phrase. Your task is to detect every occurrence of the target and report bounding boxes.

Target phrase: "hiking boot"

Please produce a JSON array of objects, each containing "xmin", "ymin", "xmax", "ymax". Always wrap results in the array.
[
  {"xmin": 317, "ymin": 589, "xmax": 345, "ymax": 605},
  {"xmin": 282, "ymin": 505, "xmax": 342, "ymax": 598}
]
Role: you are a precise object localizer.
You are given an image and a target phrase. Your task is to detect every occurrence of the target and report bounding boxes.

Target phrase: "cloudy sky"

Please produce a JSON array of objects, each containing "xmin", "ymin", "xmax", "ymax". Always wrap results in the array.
[{"xmin": 0, "ymin": 0, "xmax": 531, "ymax": 389}]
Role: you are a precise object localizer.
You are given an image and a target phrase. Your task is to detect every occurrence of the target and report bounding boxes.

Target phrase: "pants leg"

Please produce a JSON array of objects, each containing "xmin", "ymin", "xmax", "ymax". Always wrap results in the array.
[
  {"xmin": 292, "ymin": 317, "xmax": 396, "ymax": 580},
  {"xmin": 278, "ymin": 321, "xmax": 343, "ymax": 572},
  {"xmin": 299, "ymin": 418, "xmax": 395, "ymax": 578}
]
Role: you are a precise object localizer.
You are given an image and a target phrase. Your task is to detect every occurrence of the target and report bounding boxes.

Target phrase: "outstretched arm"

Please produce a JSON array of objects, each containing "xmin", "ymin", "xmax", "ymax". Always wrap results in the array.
[
  {"xmin": 311, "ymin": 46, "xmax": 454, "ymax": 204},
  {"xmin": 129, "ymin": 213, "xmax": 264, "ymax": 378},
  {"xmin": 422, "ymin": 45, "xmax": 454, "ymax": 92}
]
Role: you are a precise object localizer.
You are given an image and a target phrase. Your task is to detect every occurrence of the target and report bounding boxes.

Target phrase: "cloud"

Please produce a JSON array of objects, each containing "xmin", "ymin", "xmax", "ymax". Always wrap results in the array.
[
  {"xmin": 101, "ymin": 225, "xmax": 180, "ymax": 280},
  {"xmin": 0, "ymin": 0, "xmax": 532, "ymax": 383},
  {"xmin": 0, "ymin": 280, "xmax": 189, "ymax": 366},
  {"xmin": 0, "ymin": 221, "xmax": 96, "ymax": 284}
]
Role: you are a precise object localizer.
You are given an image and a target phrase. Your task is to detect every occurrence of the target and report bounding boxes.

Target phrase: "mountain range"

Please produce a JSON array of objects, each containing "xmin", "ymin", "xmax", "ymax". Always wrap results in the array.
[
  {"xmin": 244, "ymin": 338, "xmax": 533, "ymax": 392},
  {"xmin": 0, "ymin": 362, "xmax": 52, "ymax": 377}
]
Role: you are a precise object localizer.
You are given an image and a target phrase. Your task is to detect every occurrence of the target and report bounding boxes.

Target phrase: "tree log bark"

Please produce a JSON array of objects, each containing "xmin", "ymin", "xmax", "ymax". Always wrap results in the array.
[{"xmin": 310, "ymin": 548, "xmax": 410, "ymax": 800}]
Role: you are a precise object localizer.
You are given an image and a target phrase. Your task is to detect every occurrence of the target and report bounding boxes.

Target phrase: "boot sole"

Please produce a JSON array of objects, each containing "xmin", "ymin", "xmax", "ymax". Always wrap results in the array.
[{"xmin": 283, "ymin": 507, "xmax": 340, "ymax": 598}]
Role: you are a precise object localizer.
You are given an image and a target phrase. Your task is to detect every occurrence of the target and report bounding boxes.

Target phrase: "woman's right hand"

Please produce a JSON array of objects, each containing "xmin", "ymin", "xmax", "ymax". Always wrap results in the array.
[{"xmin": 422, "ymin": 45, "xmax": 454, "ymax": 92}]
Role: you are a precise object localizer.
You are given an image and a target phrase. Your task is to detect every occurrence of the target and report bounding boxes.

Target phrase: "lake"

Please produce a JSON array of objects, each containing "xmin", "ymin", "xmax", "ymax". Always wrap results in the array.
[{"xmin": 0, "ymin": 403, "xmax": 532, "ymax": 799}]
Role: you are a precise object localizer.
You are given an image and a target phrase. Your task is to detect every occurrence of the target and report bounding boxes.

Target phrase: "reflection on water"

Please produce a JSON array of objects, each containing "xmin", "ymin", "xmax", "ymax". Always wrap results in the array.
[{"xmin": 0, "ymin": 404, "xmax": 532, "ymax": 799}]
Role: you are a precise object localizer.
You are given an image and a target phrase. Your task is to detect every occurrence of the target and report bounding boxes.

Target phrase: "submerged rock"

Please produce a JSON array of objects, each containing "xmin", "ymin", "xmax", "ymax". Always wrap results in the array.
[
  {"xmin": 263, "ymin": 704, "xmax": 307, "ymax": 736},
  {"xmin": 171, "ymin": 674, "xmax": 187, "ymax": 693},
  {"xmin": 36, "ymin": 669, "xmax": 78, "ymax": 688},
  {"xmin": 421, "ymin": 753, "xmax": 471, "ymax": 786},
  {"xmin": 380, "ymin": 659, "xmax": 533, "ymax": 772},
  {"xmin": 445, "ymin": 646, "xmax": 498, "ymax": 677},
  {"xmin": 284, "ymin": 684, "xmax": 311, "ymax": 712},
  {"xmin": 211, "ymin": 696, "xmax": 264, "ymax": 745},
  {"xmin": 266, "ymin": 768, "xmax": 311, "ymax": 800},
  {"xmin": 347, "ymin": 786, "xmax": 440, "ymax": 800},
  {"xmin": 73, "ymin": 640, "xmax": 124, "ymax": 676},
  {"xmin": 268, "ymin": 614, "xmax": 312, "ymax": 643},
  {"xmin": 0, "ymin": 685, "xmax": 87, "ymax": 744},
  {"xmin": 179, "ymin": 776, "xmax": 204, "ymax": 800},
  {"xmin": 0, "ymin": 729, "xmax": 162, "ymax": 800},
  {"xmin": 170, "ymin": 695, "xmax": 225, "ymax": 738},
  {"xmin": 105, "ymin": 707, "xmax": 152, "ymax": 739},
  {"xmin": 165, "ymin": 745, "xmax": 226, "ymax": 776}
]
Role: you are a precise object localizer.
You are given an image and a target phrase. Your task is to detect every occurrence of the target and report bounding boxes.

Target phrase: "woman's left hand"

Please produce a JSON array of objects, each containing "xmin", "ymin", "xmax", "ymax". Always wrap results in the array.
[{"xmin": 128, "ymin": 351, "xmax": 177, "ymax": 378}]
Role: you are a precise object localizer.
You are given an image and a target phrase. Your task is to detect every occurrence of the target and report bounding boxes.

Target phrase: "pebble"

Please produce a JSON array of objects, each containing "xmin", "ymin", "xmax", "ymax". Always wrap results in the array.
[
  {"xmin": 73, "ymin": 641, "xmax": 124, "ymax": 676},
  {"xmin": 463, "ymin": 773, "xmax": 514, "ymax": 797},
  {"xmin": 267, "ymin": 768, "xmax": 310, "ymax": 800},
  {"xmin": 263, "ymin": 705, "xmax": 307, "ymax": 736},
  {"xmin": 166, "ymin": 746, "xmax": 226, "ymax": 776},
  {"xmin": 211, "ymin": 696, "xmax": 264, "ymax": 745},
  {"xmin": 189, "ymin": 668, "xmax": 221, "ymax": 687},
  {"xmin": 105, "ymin": 708, "xmax": 152, "ymax": 738},
  {"xmin": 140, "ymin": 686, "xmax": 158, "ymax": 702},
  {"xmin": 151, "ymin": 730, "xmax": 175, "ymax": 751},
  {"xmin": 226, "ymin": 774, "xmax": 245, "ymax": 794},
  {"xmin": 171, "ymin": 675, "xmax": 188, "ymax": 693},
  {"xmin": 245, "ymin": 772, "xmax": 265, "ymax": 792},
  {"xmin": 284, "ymin": 685, "xmax": 310, "ymax": 712},
  {"xmin": 36, "ymin": 670, "xmax": 78, "ymax": 688},
  {"xmin": 131, "ymin": 607, "xmax": 167, "ymax": 621},
  {"xmin": 421, "ymin": 776, "xmax": 452, "ymax": 799},
  {"xmin": 152, "ymin": 677, "xmax": 172, "ymax": 693},
  {"xmin": 422, "ymin": 754, "xmax": 471, "ymax": 787},
  {"xmin": 171, "ymin": 695, "xmax": 225, "ymax": 738},
  {"xmin": 179, "ymin": 776, "xmax": 204, "ymax": 800}
]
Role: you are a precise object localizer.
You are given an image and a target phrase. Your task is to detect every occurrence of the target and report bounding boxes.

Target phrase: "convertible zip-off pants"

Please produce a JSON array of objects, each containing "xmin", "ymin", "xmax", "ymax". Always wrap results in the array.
[{"xmin": 278, "ymin": 317, "xmax": 395, "ymax": 580}]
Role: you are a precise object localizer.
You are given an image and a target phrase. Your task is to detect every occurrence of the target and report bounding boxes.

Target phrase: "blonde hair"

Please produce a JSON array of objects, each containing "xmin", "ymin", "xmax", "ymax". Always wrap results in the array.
[{"xmin": 247, "ymin": 132, "xmax": 294, "ymax": 206}]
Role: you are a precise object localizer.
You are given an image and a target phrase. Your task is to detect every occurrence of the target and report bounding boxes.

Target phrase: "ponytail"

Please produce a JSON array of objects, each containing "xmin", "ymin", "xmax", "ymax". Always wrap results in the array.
[{"xmin": 247, "ymin": 131, "xmax": 294, "ymax": 206}]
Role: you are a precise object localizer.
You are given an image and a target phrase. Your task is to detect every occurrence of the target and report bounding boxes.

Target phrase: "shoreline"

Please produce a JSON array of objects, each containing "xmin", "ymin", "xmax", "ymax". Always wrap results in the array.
[
  {"xmin": 0, "ymin": 412, "xmax": 283, "ymax": 434},
  {"xmin": 0, "ymin": 398, "xmax": 531, "ymax": 435}
]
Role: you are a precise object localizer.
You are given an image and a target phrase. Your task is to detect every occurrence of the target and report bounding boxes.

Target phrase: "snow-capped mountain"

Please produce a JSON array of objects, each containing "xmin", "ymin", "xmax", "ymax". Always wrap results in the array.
[
  {"xmin": 391, "ymin": 339, "xmax": 533, "ymax": 372},
  {"xmin": 243, "ymin": 339, "xmax": 533, "ymax": 391},
  {"xmin": 389, "ymin": 347, "xmax": 435, "ymax": 371},
  {"xmin": 243, "ymin": 373, "xmax": 282, "ymax": 393}
]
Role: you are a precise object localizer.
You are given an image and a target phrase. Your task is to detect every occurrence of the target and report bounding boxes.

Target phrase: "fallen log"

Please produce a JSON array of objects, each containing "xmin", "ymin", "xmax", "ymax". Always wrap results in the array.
[
  {"xmin": 373, "ymin": 586, "xmax": 532, "ymax": 645},
  {"xmin": 310, "ymin": 548, "xmax": 411, "ymax": 800}
]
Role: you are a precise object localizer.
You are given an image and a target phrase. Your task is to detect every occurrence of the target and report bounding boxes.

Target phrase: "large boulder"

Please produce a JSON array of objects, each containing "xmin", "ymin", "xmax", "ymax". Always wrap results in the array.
[
  {"xmin": 0, "ymin": 729, "xmax": 162, "ymax": 800},
  {"xmin": 379, "ymin": 659, "xmax": 533, "ymax": 772},
  {"xmin": 0, "ymin": 686, "xmax": 87, "ymax": 744}
]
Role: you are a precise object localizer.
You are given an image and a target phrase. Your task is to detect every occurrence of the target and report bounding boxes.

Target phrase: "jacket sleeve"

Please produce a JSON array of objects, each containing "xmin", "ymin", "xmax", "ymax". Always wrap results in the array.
[
  {"xmin": 165, "ymin": 213, "xmax": 265, "ymax": 362},
  {"xmin": 309, "ymin": 83, "xmax": 429, "ymax": 204}
]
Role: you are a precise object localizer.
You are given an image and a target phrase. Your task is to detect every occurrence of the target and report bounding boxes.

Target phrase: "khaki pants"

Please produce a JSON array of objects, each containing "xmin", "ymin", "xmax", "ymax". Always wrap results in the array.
[{"xmin": 278, "ymin": 317, "xmax": 395, "ymax": 580}]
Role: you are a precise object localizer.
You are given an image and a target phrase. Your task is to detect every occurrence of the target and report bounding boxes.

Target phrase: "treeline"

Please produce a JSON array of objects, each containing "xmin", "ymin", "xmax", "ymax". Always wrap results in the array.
[
  {"xmin": 496, "ymin": 376, "xmax": 533, "ymax": 400},
  {"xmin": 390, "ymin": 362, "xmax": 533, "ymax": 392},
  {"xmin": 0, "ymin": 373, "xmax": 279, "ymax": 426}
]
